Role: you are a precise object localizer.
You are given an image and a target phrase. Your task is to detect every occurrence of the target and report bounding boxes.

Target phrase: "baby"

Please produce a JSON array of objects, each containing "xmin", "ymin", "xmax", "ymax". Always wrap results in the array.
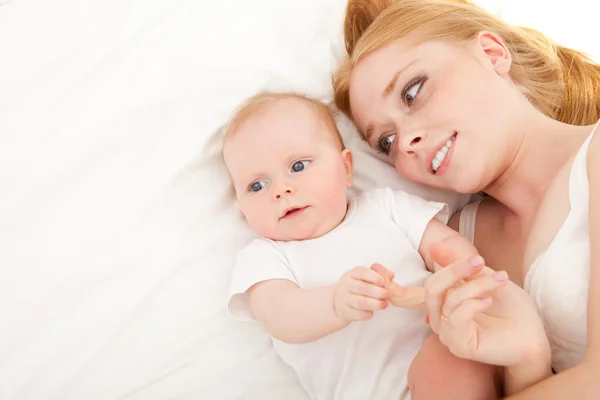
[{"xmin": 224, "ymin": 92, "xmax": 499, "ymax": 399}]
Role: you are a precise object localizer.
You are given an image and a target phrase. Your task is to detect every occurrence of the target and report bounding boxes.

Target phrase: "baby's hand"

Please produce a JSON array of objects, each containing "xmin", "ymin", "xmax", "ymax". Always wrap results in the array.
[
  {"xmin": 333, "ymin": 266, "xmax": 392, "ymax": 322},
  {"xmin": 371, "ymin": 263, "xmax": 426, "ymax": 310}
]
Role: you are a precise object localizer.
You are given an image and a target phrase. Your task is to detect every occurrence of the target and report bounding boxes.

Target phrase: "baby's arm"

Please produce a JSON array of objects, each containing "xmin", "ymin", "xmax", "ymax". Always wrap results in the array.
[
  {"xmin": 248, "ymin": 281, "xmax": 347, "ymax": 344},
  {"xmin": 248, "ymin": 266, "xmax": 391, "ymax": 344},
  {"xmin": 418, "ymin": 218, "xmax": 479, "ymax": 272}
]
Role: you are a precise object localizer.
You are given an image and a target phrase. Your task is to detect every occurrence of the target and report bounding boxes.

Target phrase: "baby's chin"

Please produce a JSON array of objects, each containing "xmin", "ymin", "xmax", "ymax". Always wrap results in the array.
[{"xmin": 261, "ymin": 223, "xmax": 336, "ymax": 242}]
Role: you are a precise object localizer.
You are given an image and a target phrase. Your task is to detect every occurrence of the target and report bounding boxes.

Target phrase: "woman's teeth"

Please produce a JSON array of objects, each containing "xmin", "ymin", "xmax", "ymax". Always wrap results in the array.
[{"xmin": 432, "ymin": 136, "xmax": 455, "ymax": 173}]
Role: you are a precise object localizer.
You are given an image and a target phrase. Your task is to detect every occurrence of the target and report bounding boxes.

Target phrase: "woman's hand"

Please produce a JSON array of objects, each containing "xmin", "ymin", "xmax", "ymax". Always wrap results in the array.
[{"xmin": 424, "ymin": 243, "xmax": 551, "ymax": 368}]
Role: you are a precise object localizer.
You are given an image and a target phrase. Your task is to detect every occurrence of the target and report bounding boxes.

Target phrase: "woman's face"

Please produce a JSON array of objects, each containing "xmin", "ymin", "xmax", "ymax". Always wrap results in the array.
[{"xmin": 349, "ymin": 33, "xmax": 524, "ymax": 194}]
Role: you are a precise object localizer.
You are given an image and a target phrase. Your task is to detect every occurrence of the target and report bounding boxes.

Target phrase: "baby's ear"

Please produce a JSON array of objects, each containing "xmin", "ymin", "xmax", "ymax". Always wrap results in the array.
[{"xmin": 342, "ymin": 149, "xmax": 354, "ymax": 187}]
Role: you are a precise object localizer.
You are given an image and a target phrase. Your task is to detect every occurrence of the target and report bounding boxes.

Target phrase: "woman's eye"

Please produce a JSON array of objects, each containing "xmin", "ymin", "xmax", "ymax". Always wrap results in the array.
[
  {"xmin": 404, "ymin": 79, "xmax": 423, "ymax": 106},
  {"xmin": 378, "ymin": 134, "xmax": 396, "ymax": 155},
  {"xmin": 291, "ymin": 160, "xmax": 310, "ymax": 172},
  {"xmin": 250, "ymin": 181, "xmax": 267, "ymax": 192}
]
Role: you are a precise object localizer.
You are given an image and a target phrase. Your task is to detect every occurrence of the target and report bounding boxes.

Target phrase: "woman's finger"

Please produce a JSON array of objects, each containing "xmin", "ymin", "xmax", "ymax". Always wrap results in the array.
[
  {"xmin": 430, "ymin": 242, "xmax": 459, "ymax": 271},
  {"xmin": 438, "ymin": 297, "xmax": 493, "ymax": 359},
  {"xmin": 424, "ymin": 255, "xmax": 485, "ymax": 332},
  {"xmin": 388, "ymin": 283, "xmax": 426, "ymax": 310},
  {"xmin": 451, "ymin": 297, "xmax": 493, "ymax": 327},
  {"xmin": 442, "ymin": 271, "xmax": 508, "ymax": 317}
]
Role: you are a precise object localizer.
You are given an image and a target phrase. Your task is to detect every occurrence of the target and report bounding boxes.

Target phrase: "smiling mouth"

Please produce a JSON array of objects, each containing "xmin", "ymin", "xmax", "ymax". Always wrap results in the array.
[
  {"xmin": 280, "ymin": 206, "xmax": 308, "ymax": 219},
  {"xmin": 431, "ymin": 133, "xmax": 457, "ymax": 174}
]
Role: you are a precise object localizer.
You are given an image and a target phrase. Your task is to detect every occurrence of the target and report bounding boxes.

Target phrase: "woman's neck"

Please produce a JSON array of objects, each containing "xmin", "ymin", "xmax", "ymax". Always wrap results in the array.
[{"xmin": 484, "ymin": 114, "xmax": 594, "ymax": 225}]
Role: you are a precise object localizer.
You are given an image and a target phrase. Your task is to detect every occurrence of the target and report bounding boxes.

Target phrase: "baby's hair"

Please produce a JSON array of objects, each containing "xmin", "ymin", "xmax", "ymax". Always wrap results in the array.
[{"xmin": 223, "ymin": 91, "xmax": 346, "ymax": 150}]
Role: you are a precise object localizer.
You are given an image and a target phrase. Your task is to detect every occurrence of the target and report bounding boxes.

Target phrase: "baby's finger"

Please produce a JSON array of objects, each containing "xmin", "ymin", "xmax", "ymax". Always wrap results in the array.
[
  {"xmin": 350, "ymin": 294, "xmax": 388, "ymax": 311},
  {"xmin": 348, "ymin": 278, "xmax": 392, "ymax": 300},
  {"xmin": 348, "ymin": 309, "xmax": 374, "ymax": 322},
  {"xmin": 371, "ymin": 263, "xmax": 395, "ymax": 285},
  {"xmin": 347, "ymin": 266, "xmax": 386, "ymax": 287},
  {"xmin": 442, "ymin": 271, "xmax": 508, "ymax": 317}
]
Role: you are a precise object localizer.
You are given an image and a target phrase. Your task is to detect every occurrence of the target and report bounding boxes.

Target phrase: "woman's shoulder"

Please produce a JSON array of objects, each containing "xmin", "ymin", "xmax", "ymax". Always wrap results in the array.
[
  {"xmin": 451, "ymin": 196, "xmax": 512, "ymax": 239},
  {"xmin": 468, "ymin": 197, "xmax": 527, "ymax": 284}
]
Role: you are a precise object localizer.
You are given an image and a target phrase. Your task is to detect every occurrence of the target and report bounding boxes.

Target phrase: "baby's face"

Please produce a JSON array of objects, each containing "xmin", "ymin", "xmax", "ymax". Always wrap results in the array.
[{"xmin": 224, "ymin": 99, "xmax": 353, "ymax": 241}]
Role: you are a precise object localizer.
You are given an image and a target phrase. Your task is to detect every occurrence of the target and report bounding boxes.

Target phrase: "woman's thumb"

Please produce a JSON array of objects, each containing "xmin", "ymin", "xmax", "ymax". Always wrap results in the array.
[{"xmin": 430, "ymin": 242, "xmax": 459, "ymax": 271}]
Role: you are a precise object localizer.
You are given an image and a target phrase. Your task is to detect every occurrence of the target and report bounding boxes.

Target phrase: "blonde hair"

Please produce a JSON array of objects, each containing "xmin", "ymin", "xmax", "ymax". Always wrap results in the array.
[
  {"xmin": 224, "ymin": 92, "xmax": 345, "ymax": 150},
  {"xmin": 334, "ymin": 0, "xmax": 600, "ymax": 130}
]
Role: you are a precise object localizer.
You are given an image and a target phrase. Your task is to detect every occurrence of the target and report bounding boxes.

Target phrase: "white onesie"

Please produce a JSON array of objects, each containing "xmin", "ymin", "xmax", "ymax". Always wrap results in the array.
[{"xmin": 228, "ymin": 188, "xmax": 448, "ymax": 399}]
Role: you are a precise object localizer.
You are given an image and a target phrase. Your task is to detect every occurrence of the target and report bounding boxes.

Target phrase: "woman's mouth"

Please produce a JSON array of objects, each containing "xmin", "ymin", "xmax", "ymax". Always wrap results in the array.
[{"xmin": 431, "ymin": 133, "xmax": 456, "ymax": 174}]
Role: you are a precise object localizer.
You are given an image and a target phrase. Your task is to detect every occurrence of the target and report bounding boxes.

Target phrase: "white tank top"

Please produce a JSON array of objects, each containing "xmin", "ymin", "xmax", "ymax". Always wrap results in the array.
[
  {"xmin": 459, "ymin": 121, "xmax": 599, "ymax": 372},
  {"xmin": 524, "ymin": 121, "xmax": 599, "ymax": 371}
]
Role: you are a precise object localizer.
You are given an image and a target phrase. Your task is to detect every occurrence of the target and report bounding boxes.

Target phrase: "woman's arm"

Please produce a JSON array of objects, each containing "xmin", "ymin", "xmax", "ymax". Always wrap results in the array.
[{"xmin": 503, "ymin": 131, "xmax": 600, "ymax": 398}]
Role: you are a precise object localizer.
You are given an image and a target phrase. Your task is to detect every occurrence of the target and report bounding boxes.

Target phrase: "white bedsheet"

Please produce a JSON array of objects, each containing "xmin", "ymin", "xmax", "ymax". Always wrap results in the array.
[{"xmin": 1, "ymin": 0, "xmax": 598, "ymax": 399}]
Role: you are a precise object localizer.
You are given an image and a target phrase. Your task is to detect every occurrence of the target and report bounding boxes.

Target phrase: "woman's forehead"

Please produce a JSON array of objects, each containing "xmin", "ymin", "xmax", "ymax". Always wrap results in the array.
[
  {"xmin": 354, "ymin": 39, "xmax": 460, "ymax": 80},
  {"xmin": 349, "ymin": 39, "xmax": 474, "ymax": 134}
]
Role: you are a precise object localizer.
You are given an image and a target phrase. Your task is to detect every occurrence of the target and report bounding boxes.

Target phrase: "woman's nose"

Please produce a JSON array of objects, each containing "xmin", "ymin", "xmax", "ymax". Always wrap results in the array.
[{"xmin": 399, "ymin": 129, "xmax": 426, "ymax": 155}]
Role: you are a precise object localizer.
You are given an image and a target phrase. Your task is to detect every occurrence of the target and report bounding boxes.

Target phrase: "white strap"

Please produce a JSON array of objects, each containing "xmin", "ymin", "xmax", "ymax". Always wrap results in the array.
[{"xmin": 458, "ymin": 199, "xmax": 483, "ymax": 244}]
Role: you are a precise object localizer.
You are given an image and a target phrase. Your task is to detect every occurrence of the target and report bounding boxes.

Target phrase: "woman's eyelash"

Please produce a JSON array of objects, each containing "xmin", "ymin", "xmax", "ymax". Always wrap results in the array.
[
  {"xmin": 376, "ymin": 133, "xmax": 396, "ymax": 155},
  {"xmin": 401, "ymin": 75, "xmax": 426, "ymax": 106}
]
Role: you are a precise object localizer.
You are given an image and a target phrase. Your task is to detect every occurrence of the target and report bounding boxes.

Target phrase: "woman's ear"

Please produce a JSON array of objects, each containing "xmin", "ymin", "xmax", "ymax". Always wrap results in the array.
[
  {"xmin": 342, "ymin": 149, "xmax": 354, "ymax": 187},
  {"xmin": 476, "ymin": 31, "xmax": 512, "ymax": 77}
]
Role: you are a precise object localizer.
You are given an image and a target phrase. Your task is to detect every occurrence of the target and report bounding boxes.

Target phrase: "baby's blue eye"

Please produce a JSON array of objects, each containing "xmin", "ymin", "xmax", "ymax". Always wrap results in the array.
[
  {"xmin": 291, "ymin": 161, "xmax": 310, "ymax": 172},
  {"xmin": 250, "ymin": 181, "xmax": 267, "ymax": 192}
]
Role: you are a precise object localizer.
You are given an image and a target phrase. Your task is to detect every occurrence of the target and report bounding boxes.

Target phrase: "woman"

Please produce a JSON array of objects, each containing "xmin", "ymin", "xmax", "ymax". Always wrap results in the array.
[{"xmin": 333, "ymin": 0, "xmax": 600, "ymax": 397}]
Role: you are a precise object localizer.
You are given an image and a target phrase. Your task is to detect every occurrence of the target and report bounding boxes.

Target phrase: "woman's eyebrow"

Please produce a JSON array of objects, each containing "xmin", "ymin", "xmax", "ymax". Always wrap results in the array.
[{"xmin": 382, "ymin": 60, "xmax": 417, "ymax": 99}]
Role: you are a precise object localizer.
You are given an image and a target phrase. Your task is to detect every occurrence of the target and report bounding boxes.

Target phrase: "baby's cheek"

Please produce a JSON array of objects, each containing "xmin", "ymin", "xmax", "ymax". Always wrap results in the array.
[{"xmin": 240, "ymin": 203, "xmax": 264, "ymax": 229}]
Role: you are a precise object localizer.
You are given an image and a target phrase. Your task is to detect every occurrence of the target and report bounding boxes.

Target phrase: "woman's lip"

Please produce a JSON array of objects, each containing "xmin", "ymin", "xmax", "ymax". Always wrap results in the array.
[{"xmin": 425, "ymin": 132, "xmax": 457, "ymax": 175}]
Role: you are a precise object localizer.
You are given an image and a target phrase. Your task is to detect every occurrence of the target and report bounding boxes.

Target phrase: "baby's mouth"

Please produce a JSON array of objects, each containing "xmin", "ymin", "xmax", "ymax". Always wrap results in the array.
[{"xmin": 280, "ymin": 206, "xmax": 308, "ymax": 219}]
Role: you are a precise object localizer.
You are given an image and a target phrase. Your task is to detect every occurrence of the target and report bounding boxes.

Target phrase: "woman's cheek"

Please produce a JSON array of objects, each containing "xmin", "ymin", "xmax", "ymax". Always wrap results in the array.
[{"xmin": 395, "ymin": 158, "xmax": 423, "ymax": 183}]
